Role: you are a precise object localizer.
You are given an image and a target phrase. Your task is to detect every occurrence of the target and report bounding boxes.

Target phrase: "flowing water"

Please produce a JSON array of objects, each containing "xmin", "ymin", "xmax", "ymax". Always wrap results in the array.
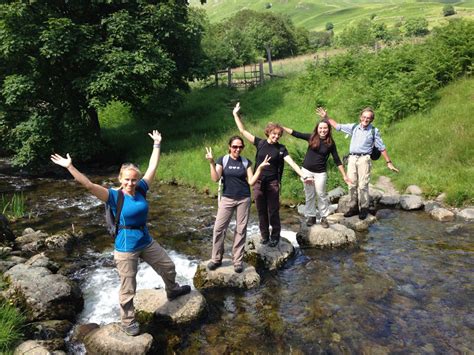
[{"xmin": 1, "ymin": 167, "xmax": 473, "ymax": 354}]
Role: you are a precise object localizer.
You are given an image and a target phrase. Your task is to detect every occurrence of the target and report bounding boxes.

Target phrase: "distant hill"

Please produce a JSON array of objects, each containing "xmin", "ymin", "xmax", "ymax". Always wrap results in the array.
[{"xmin": 190, "ymin": 0, "xmax": 474, "ymax": 32}]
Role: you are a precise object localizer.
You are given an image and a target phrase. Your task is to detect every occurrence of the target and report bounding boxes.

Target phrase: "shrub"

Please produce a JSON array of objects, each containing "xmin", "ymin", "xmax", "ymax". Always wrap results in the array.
[{"xmin": 443, "ymin": 5, "xmax": 455, "ymax": 17}]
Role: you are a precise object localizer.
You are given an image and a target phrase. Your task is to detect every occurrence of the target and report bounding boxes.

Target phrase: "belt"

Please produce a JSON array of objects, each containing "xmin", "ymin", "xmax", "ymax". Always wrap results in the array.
[
  {"xmin": 119, "ymin": 225, "xmax": 145, "ymax": 231},
  {"xmin": 350, "ymin": 153, "xmax": 370, "ymax": 156}
]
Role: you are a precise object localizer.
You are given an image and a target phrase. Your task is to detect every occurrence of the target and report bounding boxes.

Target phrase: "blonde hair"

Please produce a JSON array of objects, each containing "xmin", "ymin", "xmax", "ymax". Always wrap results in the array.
[
  {"xmin": 119, "ymin": 163, "xmax": 142, "ymax": 180},
  {"xmin": 264, "ymin": 122, "xmax": 284, "ymax": 137}
]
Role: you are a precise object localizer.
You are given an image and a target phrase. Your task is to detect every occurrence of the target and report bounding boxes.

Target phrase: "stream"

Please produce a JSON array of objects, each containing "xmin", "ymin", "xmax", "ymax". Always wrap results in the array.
[{"xmin": 1, "ymin": 167, "xmax": 473, "ymax": 353}]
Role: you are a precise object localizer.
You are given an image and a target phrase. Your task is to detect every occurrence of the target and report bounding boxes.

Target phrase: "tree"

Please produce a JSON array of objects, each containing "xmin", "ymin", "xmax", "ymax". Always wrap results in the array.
[
  {"xmin": 0, "ymin": 1, "xmax": 206, "ymax": 169},
  {"xmin": 404, "ymin": 17, "xmax": 429, "ymax": 37},
  {"xmin": 443, "ymin": 5, "xmax": 455, "ymax": 17}
]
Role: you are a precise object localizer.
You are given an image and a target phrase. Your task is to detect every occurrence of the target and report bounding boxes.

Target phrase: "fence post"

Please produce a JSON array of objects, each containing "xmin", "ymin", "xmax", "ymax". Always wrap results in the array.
[
  {"xmin": 215, "ymin": 72, "xmax": 218, "ymax": 87},
  {"xmin": 265, "ymin": 45, "xmax": 273, "ymax": 77},
  {"xmin": 259, "ymin": 60, "xmax": 264, "ymax": 84},
  {"xmin": 227, "ymin": 68, "xmax": 232, "ymax": 88}
]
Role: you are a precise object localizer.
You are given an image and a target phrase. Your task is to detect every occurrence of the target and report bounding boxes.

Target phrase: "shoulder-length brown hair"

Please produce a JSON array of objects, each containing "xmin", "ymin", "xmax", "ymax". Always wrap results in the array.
[{"xmin": 309, "ymin": 120, "xmax": 333, "ymax": 150}]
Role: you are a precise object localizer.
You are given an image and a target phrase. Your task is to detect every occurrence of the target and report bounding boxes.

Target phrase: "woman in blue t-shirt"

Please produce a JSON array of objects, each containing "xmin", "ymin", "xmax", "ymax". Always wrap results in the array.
[
  {"xmin": 205, "ymin": 136, "xmax": 270, "ymax": 273},
  {"xmin": 51, "ymin": 130, "xmax": 190, "ymax": 337}
]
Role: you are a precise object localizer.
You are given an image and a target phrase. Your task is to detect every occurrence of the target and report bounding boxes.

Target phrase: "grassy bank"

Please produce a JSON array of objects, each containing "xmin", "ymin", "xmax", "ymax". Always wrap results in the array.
[
  {"xmin": 100, "ymin": 74, "xmax": 473, "ymax": 206},
  {"xmin": 0, "ymin": 301, "xmax": 25, "ymax": 352}
]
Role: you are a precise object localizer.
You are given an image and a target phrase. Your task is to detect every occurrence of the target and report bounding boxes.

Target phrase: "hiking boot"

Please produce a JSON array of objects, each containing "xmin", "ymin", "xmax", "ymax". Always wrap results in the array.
[
  {"xmin": 359, "ymin": 208, "xmax": 369, "ymax": 220},
  {"xmin": 167, "ymin": 285, "xmax": 191, "ymax": 301},
  {"xmin": 306, "ymin": 216, "xmax": 316, "ymax": 226},
  {"xmin": 207, "ymin": 261, "xmax": 222, "ymax": 270},
  {"xmin": 344, "ymin": 208, "xmax": 359, "ymax": 218},
  {"xmin": 260, "ymin": 237, "xmax": 269, "ymax": 245},
  {"xmin": 320, "ymin": 217, "xmax": 329, "ymax": 229},
  {"xmin": 234, "ymin": 264, "xmax": 244, "ymax": 273},
  {"xmin": 269, "ymin": 238, "xmax": 279, "ymax": 247},
  {"xmin": 121, "ymin": 321, "xmax": 140, "ymax": 336}
]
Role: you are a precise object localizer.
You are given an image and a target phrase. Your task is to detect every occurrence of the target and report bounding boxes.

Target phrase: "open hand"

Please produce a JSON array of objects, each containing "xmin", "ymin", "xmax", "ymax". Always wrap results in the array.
[
  {"xmin": 205, "ymin": 147, "xmax": 214, "ymax": 162},
  {"xmin": 148, "ymin": 130, "xmax": 162, "ymax": 144},
  {"xmin": 387, "ymin": 162, "xmax": 399, "ymax": 173},
  {"xmin": 343, "ymin": 176, "xmax": 353, "ymax": 184},
  {"xmin": 316, "ymin": 107, "xmax": 328, "ymax": 119},
  {"xmin": 51, "ymin": 153, "xmax": 72, "ymax": 169},
  {"xmin": 233, "ymin": 102, "xmax": 241, "ymax": 116}
]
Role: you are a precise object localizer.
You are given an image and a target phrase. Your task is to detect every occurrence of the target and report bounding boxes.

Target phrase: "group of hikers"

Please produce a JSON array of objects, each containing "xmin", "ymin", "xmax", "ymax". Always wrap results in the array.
[{"xmin": 50, "ymin": 104, "xmax": 398, "ymax": 336}]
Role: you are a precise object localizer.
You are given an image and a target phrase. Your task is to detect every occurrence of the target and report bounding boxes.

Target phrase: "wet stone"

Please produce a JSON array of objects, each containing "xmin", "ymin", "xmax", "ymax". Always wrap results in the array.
[
  {"xmin": 430, "ymin": 208, "xmax": 455, "ymax": 222},
  {"xmin": 134, "ymin": 288, "xmax": 207, "ymax": 326},
  {"xmin": 297, "ymin": 223, "xmax": 356, "ymax": 248},
  {"xmin": 328, "ymin": 186, "xmax": 345, "ymax": 203},
  {"xmin": 399, "ymin": 195, "xmax": 424, "ymax": 210},
  {"xmin": 424, "ymin": 200, "xmax": 441, "ymax": 213},
  {"xmin": 405, "ymin": 185, "xmax": 423, "ymax": 195},
  {"xmin": 379, "ymin": 194, "xmax": 400, "ymax": 207},
  {"xmin": 244, "ymin": 236, "xmax": 295, "ymax": 270},
  {"xmin": 83, "ymin": 323, "xmax": 153, "ymax": 355},
  {"xmin": 193, "ymin": 258, "xmax": 260, "ymax": 290},
  {"xmin": 328, "ymin": 213, "xmax": 377, "ymax": 231},
  {"xmin": 14, "ymin": 340, "xmax": 51, "ymax": 355},
  {"xmin": 457, "ymin": 207, "xmax": 474, "ymax": 221}
]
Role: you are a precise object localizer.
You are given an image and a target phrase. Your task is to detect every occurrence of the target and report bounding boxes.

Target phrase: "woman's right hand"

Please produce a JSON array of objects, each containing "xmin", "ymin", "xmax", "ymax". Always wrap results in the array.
[
  {"xmin": 50, "ymin": 153, "xmax": 72, "ymax": 169},
  {"xmin": 257, "ymin": 155, "xmax": 271, "ymax": 170},
  {"xmin": 233, "ymin": 102, "xmax": 241, "ymax": 116},
  {"xmin": 316, "ymin": 107, "xmax": 328, "ymax": 119},
  {"xmin": 205, "ymin": 147, "xmax": 214, "ymax": 162}
]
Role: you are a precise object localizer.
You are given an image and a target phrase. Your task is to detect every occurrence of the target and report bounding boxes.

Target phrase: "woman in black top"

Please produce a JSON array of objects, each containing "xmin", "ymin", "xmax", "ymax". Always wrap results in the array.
[
  {"xmin": 233, "ymin": 103, "xmax": 308, "ymax": 247},
  {"xmin": 205, "ymin": 136, "xmax": 270, "ymax": 272},
  {"xmin": 283, "ymin": 120, "xmax": 351, "ymax": 227}
]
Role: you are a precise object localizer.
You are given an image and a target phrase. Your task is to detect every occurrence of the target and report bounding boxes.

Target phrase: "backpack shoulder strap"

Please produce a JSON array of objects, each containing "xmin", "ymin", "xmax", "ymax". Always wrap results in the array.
[
  {"xmin": 241, "ymin": 156, "xmax": 249, "ymax": 169},
  {"xmin": 371, "ymin": 127, "xmax": 376, "ymax": 146},
  {"xmin": 351, "ymin": 123, "xmax": 357, "ymax": 134},
  {"xmin": 222, "ymin": 154, "xmax": 230, "ymax": 170},
  {"xmin": 115, "ymin": 189, "xmax": 125, "ymax": 237}
]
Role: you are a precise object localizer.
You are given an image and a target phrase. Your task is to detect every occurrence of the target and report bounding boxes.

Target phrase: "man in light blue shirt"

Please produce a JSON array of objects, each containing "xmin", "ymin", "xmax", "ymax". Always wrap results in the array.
[{"xmin": 317, "ymin": 107, "xmax": 399, "ymax": 219}]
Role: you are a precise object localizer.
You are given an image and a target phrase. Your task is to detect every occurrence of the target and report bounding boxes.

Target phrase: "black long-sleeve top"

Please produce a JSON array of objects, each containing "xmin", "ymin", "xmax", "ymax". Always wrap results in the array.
[{"xmin": 291, "ymin": 130, "xmax": 342, "ymax": 173}]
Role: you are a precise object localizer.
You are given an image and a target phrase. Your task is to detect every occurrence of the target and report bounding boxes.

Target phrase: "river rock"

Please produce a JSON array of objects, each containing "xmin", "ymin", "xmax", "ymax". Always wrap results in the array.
[
  {"xmin": 430, "ymin": 208, "xmax": 455, "ymax": 222},
  {"xmin": 193, "ymin": 259, "xmax": 260, "ymax": 290},
  {"xmin": 457, "ymin": 207, "xmax": 474, "ymax": 221},
  {"xmin": 134, "ymin": 288, "xmax": 207, "ymax": 326},
  {"xmin": 336, "ymin": 195, "xmax": 351, "ymax": 214},
  {"xmin": 328, "ymin": 186, "xmax": 345, "ymax": 203},
  {"xmin": 405, "ymin": 185, "xmax": 422, "ymax": 195},
  {"xmin": 369, "ymin": 188, "xmax": 383, "ymax": 205},
  {"xmin": 0, "ymin": 213, "xmax": 15, "ymax": 246},
  {"xmin": 244, "ymin": 236, "xmax": 295, "ymax": 270},
  {"xmin": 25, "ymin": 252, "xmax": 60, "ymax": 272},
  {"xmin": 45, "ymin": 231, "xmax": 77, "ymax": 252},
  {"xmin": 424, "ymin": 200, "xmax": 441, "ymax": 213},
  {"xmin": 435, "ymin": 192, "xmax": 447, "ymax": 202},
  {"xmin": 27, "ymin": 319, "xmax": 73, "ymax": 341},
  {"xmin": 374, "ymin": 176, "xmax": 399, "ymax": 195},
  {"xmin": 71, "ymin": 323, "xmax": 100, "ymax": 343},
  {"xmin": 14, "ymin": 340, "xmax": 51, "ymax": 355},
  {"xmin": 4, "ymin": 259, "xmax": 83, "ymax": 321},
  {"xmin": 83, "ymin": 323, "xmax": 153, "ymax": 355},
  {"xmin": 379, "ymin": 194, "xmax": 400, "ymax": 207},
  {"xmin": 328, "ymin": 213, "xmax": 377, "ymax": 231},
  {"xmin": 0, "ymin": 246, "xmax": 12, "ymax": 257},
  {"xmin": 297, "ymin": 223, "xmax": 356, "ymax": 248},
  {"xmin": 16, "ymin": 229, "xmax": 49, "ymax": 245},
  {"xmin": 399, "ymin": 195, "xmax": 424, "ymax": 210}
]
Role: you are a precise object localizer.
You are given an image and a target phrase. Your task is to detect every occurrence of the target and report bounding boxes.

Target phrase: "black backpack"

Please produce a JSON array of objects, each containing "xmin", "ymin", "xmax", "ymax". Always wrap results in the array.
[{"xmin": 105, "ymin": 186, "xmax": 145, "ymax": 238}]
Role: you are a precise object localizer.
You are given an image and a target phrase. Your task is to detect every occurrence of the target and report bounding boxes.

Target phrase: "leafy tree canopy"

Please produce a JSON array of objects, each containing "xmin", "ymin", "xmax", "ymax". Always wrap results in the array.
[{"xmin": 0, "ymin": 0, "xmax": 206, "ymax": 169}]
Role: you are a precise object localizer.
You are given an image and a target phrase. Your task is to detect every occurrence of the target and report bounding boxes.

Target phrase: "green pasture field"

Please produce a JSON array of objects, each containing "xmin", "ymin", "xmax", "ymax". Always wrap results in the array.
[{"xmin": 190, "ymin": 0, "xmax": 474, "ymax": 32}]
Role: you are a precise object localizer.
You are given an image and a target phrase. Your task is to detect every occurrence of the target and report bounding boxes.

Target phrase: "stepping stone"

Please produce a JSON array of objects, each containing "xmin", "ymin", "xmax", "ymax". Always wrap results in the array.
[
  {"xmin": 328, "ymin": 213, "xmax": 377, "ymax": 232},
  {"xmin": 193, "ymin": 258, "xmax": 260, "ymax": 290},
  {"xmin": 83, "ymin": 323, "xmax": 153, "ymax": 355},
  {"xmin": 297, "ymin": 223, "xmax": 356, "ymax": 248},
  {"xmin": 134, "ymin": 288, "xmax": 206, "ymax": 326},
  {"xmin": 244, "ymin": 236, "xmax": 295, "ymax": 270}
]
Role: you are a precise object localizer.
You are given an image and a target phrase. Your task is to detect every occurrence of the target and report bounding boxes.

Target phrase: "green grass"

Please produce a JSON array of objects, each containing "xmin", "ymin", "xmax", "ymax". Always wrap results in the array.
[
  {"xmin": 0, "ymin": 193, "xmax": 26, "ymax": 219},
  {"xmin": 100, "ymin": 73, "xmax": 473, "ymax": 206},
  {"xmin": 0, "ymin": 301, "xmax": 25, "ymax": 353},
  {"xmin": 190, "ymin": 0, "xmax": 474, "ymax": 32}
]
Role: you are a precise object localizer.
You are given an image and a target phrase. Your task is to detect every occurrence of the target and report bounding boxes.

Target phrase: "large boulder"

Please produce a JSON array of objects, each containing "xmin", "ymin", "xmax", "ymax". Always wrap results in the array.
[
  {"xmin": 457, "ymin": 208, "xmax": 474, "ymax": 221},
  {"xmin": 244, "ymin": 236, "xmax": 295, "ymax": 270},
  {"xmin": 14, "ymin": 340, "xmax": 53, "ymax": 355},
  {"xmin": 4, "ymin": 256, "xmax": 83, "ymax": 321},
  {"xmin": 297, "ymin": 223, "xmax": 356, "ymax": 248},
  {"xmin": 134, "ymin": 288, "xmax": 207, "ymax": 326},
  {"xmin": 379, "ymin": 194, "xmax": 400, "ymax": 207},
  {"xmin": 0, "ymin": 214, "xmax": 15, "ymax": 246},
  {"xmin": 399, "ymin": 195, "xmax": 424, "ymax": 210},
  {"xmin": 328, "ymin": 213, "xmax": 377, "ymax": 232},
  {"xmin": 405, "ymin": 185, "xmax": 423, "ymax": 195},
  {"xmin": 430, "ymin": 208, "xmax": 455, "ymax": 222},
  {"xmin": 26, "ymin": 319, "xmax": 73, "ymax": 342},
  {"xmin": 83, "ymin": 323, "xmax": 154, "ymax": 355},
  {"xmin": 328, "ymin": 187, "xmax": 345, "ymax": 203},
  {"xmin": 193, "ymin": 259, "xmax": 260, "ymax": 290}
]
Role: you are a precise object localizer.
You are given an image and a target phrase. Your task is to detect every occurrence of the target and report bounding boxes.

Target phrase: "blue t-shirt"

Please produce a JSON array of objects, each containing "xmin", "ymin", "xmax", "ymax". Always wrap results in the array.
[{"xmin": 107, "ymin": 179, "xmax": 152, "ymax": 252}]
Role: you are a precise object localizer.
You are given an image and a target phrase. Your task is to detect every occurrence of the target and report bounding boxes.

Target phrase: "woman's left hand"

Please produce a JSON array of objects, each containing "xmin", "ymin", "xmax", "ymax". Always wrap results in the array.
[
  {"xmin": 257, "ymin": 155, "xmax": 271, "ymax": 170},
  {"xmin": 148, "ymin": 130, "xmax": 162, "ymax": 144}
]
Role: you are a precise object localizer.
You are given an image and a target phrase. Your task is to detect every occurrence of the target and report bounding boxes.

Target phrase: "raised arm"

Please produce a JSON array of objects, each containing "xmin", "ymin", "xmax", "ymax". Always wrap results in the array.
[
  {"xmin": 283, "ymin": 155, "xmax": 307, "ymax": 179},
  {"xmin": 143, "ymin": 130, "xmax": 162, "ymax": 186},
  {"xmin": 282, "ymin": 126, "xmax": 293, "ymax": 135},
  {"xmin": 247, "ymin": 155, "xmax": 271, "ymax": 186},
  {"xmin": 205, "ymin": 147, "xmax": 223, "ymax": 182},
  {"xmin": 316, "ymin": 107, "xmax": 338, "ymax": 129},
  {"xmin": 233, "ymin": 102, "xmax": 255, "ymax": 144},
  {"xmin": 50, "ymin": 154, "xmax": 109, "ymax": 202}
]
